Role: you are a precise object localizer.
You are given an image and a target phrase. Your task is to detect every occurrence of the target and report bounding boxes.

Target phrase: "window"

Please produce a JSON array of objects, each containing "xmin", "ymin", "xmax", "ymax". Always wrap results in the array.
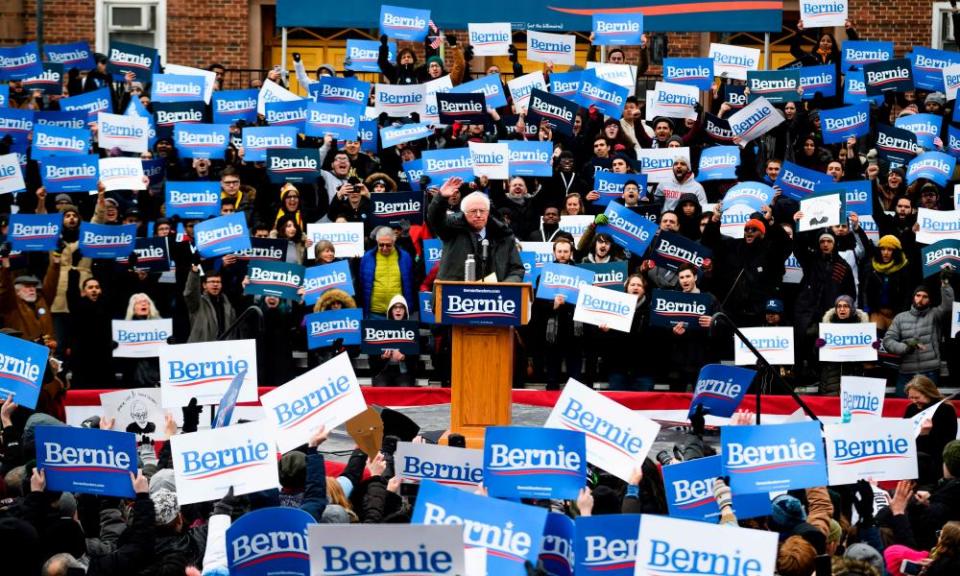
[
  {"xmin": 932, "ymin": 2, "xmax": 958, "ymax": 50},
  {"xmin": 96, "ymin": 0, "xmax": 167, "ymax": 62}
]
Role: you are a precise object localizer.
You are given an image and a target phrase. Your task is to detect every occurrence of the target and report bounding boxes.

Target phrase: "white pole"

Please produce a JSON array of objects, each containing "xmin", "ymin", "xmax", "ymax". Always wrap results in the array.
[
  {"xmin": 281, "ymin": 27, "xmax": 289, "ymax": 75},
  {"xmin": 764, "ymin": 32, "xmax": 770, "ymax": 70},
  {"xmin": 600, "ymin": 45, "xmax": 606, "ymax": 63}
]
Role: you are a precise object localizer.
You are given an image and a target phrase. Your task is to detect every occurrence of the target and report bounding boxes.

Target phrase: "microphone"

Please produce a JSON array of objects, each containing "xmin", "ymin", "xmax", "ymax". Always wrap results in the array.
[{"xmin": 481, "ymin": 238, "xmax": 489, "ymax": 263}]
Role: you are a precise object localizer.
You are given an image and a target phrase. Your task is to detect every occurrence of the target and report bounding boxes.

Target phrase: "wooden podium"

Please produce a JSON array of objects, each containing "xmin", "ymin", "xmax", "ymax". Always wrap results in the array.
[{"xmin": 433, "ymin": 281, "xmax": 532, "ymax": 447}]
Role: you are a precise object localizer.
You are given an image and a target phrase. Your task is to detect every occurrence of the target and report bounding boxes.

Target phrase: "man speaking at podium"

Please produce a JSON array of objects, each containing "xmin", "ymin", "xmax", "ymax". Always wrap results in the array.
[{"xmin": 427, "ymin": 177, "xmax": 525, "ymax": 283}]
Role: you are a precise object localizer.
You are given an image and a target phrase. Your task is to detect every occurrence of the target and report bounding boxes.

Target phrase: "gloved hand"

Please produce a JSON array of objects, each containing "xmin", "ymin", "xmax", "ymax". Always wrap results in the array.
[
  {"xmin": 464, "ymin": 45, "xmax": 474, "ymax": 62},
  {"xmin": 872, "ymin": 340, "xmax": 881, "ymax": 349},
  {"xmin": 905, "ymin": 338, "xmax": 920, "ymax": 350},
  {"xmin": 380, "ymin": 34, "xmax": 388, "ymax": 46},
  {"xmin": 594, "ymin": 214, "xmax": 608, "ymax": 226},
  {"xmin": 182, "ymin": 397, "xmax": 202, "ymax": 434},
  {"xmin": 815, "ymin": 338, "xmax": 826, "ymax": 348},
  {"xmin": 853, "ymin": 479, "xmax": 875, "ymax": 526},
  {"xmin": 713, "ymin": 477, "xmax": 733, "ymax": 510},
  {"xmin": 127, "ymin": 250, "xmax": 138, "ymax": 269},
  {"xmin": 690, "ymin": 404, "xmax": 707, "ymax": 438},
  {"xmin": 942, "ymin": 264, "xmax": 954, "ymax": 281},
  {"xmin": 508, "ymin": 45, "xmax": 518, "ymax": 63},
  {"xmin": 446, "ymin": 33, "xmax": 458, "ymax": 47},
  {"xmin": 72, "ymin": 250, "xmax": 83, "ymax": 267},
  {"xmin": 292, "ymin": 52, "xmax": 301, "ymax": 63}
]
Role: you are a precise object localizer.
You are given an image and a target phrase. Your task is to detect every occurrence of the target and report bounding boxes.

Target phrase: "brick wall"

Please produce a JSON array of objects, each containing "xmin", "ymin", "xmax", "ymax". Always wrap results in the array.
[{"xmin": 847, "ymin": 0, "xmax": 932, "ymax": 57}]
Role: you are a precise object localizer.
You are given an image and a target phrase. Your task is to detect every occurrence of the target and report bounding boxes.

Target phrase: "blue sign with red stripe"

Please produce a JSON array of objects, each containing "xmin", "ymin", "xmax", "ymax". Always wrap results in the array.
[
  {"xmin": 483, "ymin": 426, "xmax": 586, "ymax": 499},
  {"xmin": 574, "ymin": 514, "xmax": 640, "ymax": 576},
  {"xmin": 305, "ymin": 309, "xmax": 362, "ymax": 349},
  {"xmin": 688, "ymin": 364, "xmax": 755, "ymax": 418},
  {"xmin": 663, "ymin": 455, "xmax": 771, "ymax": 522},
  {"xmin": 227, "ymin": 507, "xmax": 313, "ymax": 576},
  {"xmin": 0, "ymin": 333, "xmax": 48, "ymax": 410},
  {"xmin": 721, "ymin": 421, "xmax": 829, "ymax": 494},
  {"xmin": 35, "ymin": 426, "xmax": 137, "ymax": 498},
  {"xmin": 540, "ymin": 513, "xmax": 575, "ymax": 576}
]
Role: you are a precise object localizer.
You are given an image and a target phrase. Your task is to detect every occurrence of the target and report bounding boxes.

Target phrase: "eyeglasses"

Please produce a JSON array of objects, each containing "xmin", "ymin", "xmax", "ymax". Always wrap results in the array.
[
  {"xmin": 465, "ymin": 209, "xmax": 488, "ymax": 216},
  {"xmin": 378, "ymin": 243, "xmax": 394, "ymax": 249},
  {"xmin": 744, "ymin": 227, "xmax": 761, "ymax": 233}
]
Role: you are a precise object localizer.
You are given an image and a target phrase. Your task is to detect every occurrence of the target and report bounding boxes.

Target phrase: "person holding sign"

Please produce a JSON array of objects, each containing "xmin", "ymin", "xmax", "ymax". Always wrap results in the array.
[
  {"xmin": 667, "ymin": 263, "xmax": 717, "ymax": 391},
  {"xmin": 790, "ymin": 19, "xmax": 859, "ymax": 100},
  {"xmin": 606, "ymin": 274, "xmax": 656, "ymax": 391},
  {"xmin": 184, "ymin": 266, "xmax": 236, "ymax": 343},
  {"xmin": 815, "ymin": 295, "xmax": 873, "ymax": 395},
  {"xmin": 904, "ymin": 376, "xmax": 957, "ymax": 485},
  {"xmin": 367, "ymin": 295, "xmax": 419, "ymax": 387},
  {"xmin": 116, "ymin": 293, "xmax": 165, "ymax": 388},
  {"xmin": 862, "ymin": 235, "xmax": 913, "ymax": 331},
  {"xmin": 533, "ymin": 238, "xmax": 584, "ymax": 390},
  {"xmin": 65, "ymin": 266, "xmax": 112, "ymax": 388},
  {"xmin": 309, "ymin": 288, "xmax": 359, "ymax": 367}
]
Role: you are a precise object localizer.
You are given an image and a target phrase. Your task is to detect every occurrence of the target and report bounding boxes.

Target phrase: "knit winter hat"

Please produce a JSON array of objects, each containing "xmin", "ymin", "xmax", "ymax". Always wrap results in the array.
[
  {"xmin": 745, "ymin": 218, "xmax": 766, "ymax": 235},
  {"xmin": 877, "ymin": 235, "xmax": 902, "ymax": 250},
  {"xmin": 770, "ymin": 494, "xmax": 807, "ymax": 531},
  {"xmin": 151, "ymin": 488, "xmax": 180, "ymax": 525},
  {"xmin": 844, "ymin": 543, "xmax": 884, "ymax": 575},
  {"xmin": 827, "ymin": 518, "xmax": 842, "ymax": 544},
  {"xmin": 835, "ymin": 294, "xmax": 855, "ymax": 311},
  {"xmin": 943, "ymin": 439, "xmax": 960, "ymax": 477},
  {"xmin": 426, "ymin": 55, "xmax": 444, "ymax": 68}
]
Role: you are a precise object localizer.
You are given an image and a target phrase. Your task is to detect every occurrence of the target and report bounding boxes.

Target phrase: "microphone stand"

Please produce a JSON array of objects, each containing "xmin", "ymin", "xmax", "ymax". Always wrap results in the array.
[{"xmin": 712, "ymin": 312, "xmax": 821, "ymax": 427}]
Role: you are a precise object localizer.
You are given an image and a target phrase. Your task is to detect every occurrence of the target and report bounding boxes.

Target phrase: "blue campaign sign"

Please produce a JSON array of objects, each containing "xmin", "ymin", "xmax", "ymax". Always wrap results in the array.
[
  {"xmin": 451, "ymin": 73, "xmax": 509, "ymax": 109},
  {"xmin": 8, "ymin": 213, "xmax": 61, "ymax": 252},
  {"xmin": 895, "ymin": 113, "xmax": 943, "ymax": 150},
  {"xmin": 574, "ymin": 514, "xmax": 640, "ymax": 576},
  {"xmin": 345, "ymin": 39, "xmax": 397, "ymax": 73},
  {"xmin": 842, "ymin": 40, "xmax": 893, "ymax": 70},
  {"xmin": 419, "ymin": 291, "xmax": 435, "ymax": 323},
  {"xmin": 799, "ymin": 64, "xmax": 837, "ymax": 99},
  {"xmin": 267, "ymin": 148, "xmax": 321, "ymax": 184},
  {"xmin": 0, "ymin": 332, "xmax": 48, "ymax": 409},
  {"xmin": 484, "ymin": 426, "xmax": 586, "ymax": 499},
  {"xmin": 697, "ymin": 145, "xmax": 740, "ymax": 181},
  {"xmin": 151, "ymin": 73, "xmax": 206, "ymax": 103},
  {"xmin": 722, "ymin": 181, "xmax": 773, "ymax": 212},
  {"xmin": 369, "ymin": 190, "xmax": 424, "ymax": 227},
  {"xmin": 310, "ymin": 75, "xmax": 371, "ymax": 110},
  {"xmin": 662, "ymin": 455, "xmax": 771, "ymax": 523},
  {"xmin": 689, "ymin": 364, "xmax": 755, "ymax": 418},
  {"xmin": 142, "ymin": 158, "xmax": 166, "ymax": 187},
  {"xmin": 165, "ymin": 181, "xmax": 221, "ymax": 219},
  {"xmin": 422, "ymin": 147, "xmax": 474, "ymax": 184},
  {"xmin": 581, "ymin": 261, "xmax": 628, "ymax": 291},
  {"xmin": 820, "ymin": 180, "xmax": 871, "ymax": 219},
  {"xmin": 154, "ymin": 102, "xmax": 205, "ymax": 137},
  {"xmin": 774, "ymin": 160, "xmax": 828, "ymax": 201},
  {"xmin": 174, "ymin": 123, "xmax": 230, "ymax": 159},
  {"xmin": 423, "ymin": 238, "xmax": 443, "ymax": 272},
  {"xmin": 35, "ymin": 426, "xmax": 137, "ymax": 498},
  {"xmin": 412, "ymin": 480, "xmax": 548, "ymax": 576},
  {"xmin": 404, "ymin": 158, "xmax": 425, "ymax": 191},
  {"xmin": 35, "ymin": 110, "xmax": 87, "ymax": 130},
  {"xmin": 0, "ymin": 42, "xmax": 43, "ymax": 80},
  {"xmin": 922, "ymin": 240, "xmax": 960, "ymax": 278},
  {"xmin": 910, "ymin": 46, "xmax": 960, "ymax": 91},
  {"xmin": 79, "ymin": 222, "xmax": 137, "ymax": 259},
  {"xmin": 651, "ymin": 231, "xmax": 713, "ymax": 273},
  {"xmin": 45, "ymin": 41, "xmax": 95, "ymax": 70},
  {"xmin": 0, "ymin": 84, "xmax": 6, "ymax": 107},
  {"xmin": 723, "ymin": 84, "xmax": 748, "ymax": 109},
  {"xmin": 357, "ymin": 118, "xmax": 377, "ymax": 153},
  {"xmin": 107, "ymin": 40, "xmax": 157, "ymax": 82},
  {"xmin": 540, "ymin": 513, "xmax": 574, "ymax": 576},
  {"xmin": 124, "ymin": 97, "xmax": 158, "ymax": 149},
  {"xmin": 119, "ymin": 237, "xmax": 170, "ymax": 272},
  {"xmin": 746, "ymin": 69, "xmax": 801, "ymax": 104},
  {"xmin": 32, "ymin": 124, "xmax": 89, "ymax": 157},
  {"xmin": 227, "ymin": 507, "xmax": 314, "ymax": 576},
  {"xmin": 195, "ymin": 213, "xmax": 251, "ymax": 258},
  {"xmin": 508, "ymin": 141, "xmax": 553, "ymax": 177},
  {"xmin": 213, "ymin": 89, "xmax": 259, "ymax": 125},
  {"xmin": 0, "ymin": 107, "xmax": 34, "ymax": 146},
  {"xmin": 303, "ymin": 260, "xmax": 355, "ymax": 306},
  {"xmin": 361, "ymin": 320, "xmax": 420, "ymax": 355},
  {"xmin": 437, "ymin": 92, "xmax": 488, "ymax": 126},
  {"xmin": 550, "ymin": 71, "xmax": 582, "ymax": 99},
  {"xmin": 722, "ymin": 421, "xmax": 828, "ymax": 494},
  {"xmin": 577, "ymin": 73, "xmax": 629, "ymax": 120},
  {"xmin": 536, "ymin": 263, "xmax": 595, "ymax": 302},
  {"xmin": 438, "ymin": 283, "xmax": 525, "ymax": 326},
  {"xmin": 592, "ymin": 172, "xmax": 644, "ymax": 206},
  {"xmin": 380, "ymin": 122, "xmax": 433, "ymax": 148},
  {"xmin": 592, "ymin": 13, "xmax": 643, "ymax": 46},
  {"xmin": 213, "ymin": 370, "xmax": 246, "ymax": 429},
  {"xmin": 864, "ymin": 58, "xmax": 914, "ymax": 95},
  {"xmin": 60, "ymin": 87, "xmax": 112, "ymax": 121},
  {"xmin": 304, "ymin": 102, "xmax": 360, "ymax": 141},
  {"xmin": 662, "ymin": 57, "xmax": 714, "ymax": 91},
  {"xmin": 876, "ymin": 123, "xmax": 921, "ymax": 166},
  {"xmin": 820, "ymin": 103, "xmax": 870, "ymax": 144},
  {"xmin": 843, "ymin": 69, "xmax": 884, "ymax": 106},
  {"xmin": 241, "ymin": 126, "xmax": 298, "ymax": 162},
  {"xmin": 245, "ymin": 261, "xmax": 304, "ymax": 301},
  {"xmin": 22, "ymin": 62, "xmax": 64, "ymax": 95},
  {"xmin": 907, "ymin": 151, "xmax": 956, "ymax": 187},
  {"xmin": 265, "ymin": 99, "xmax": 308, "ymax": 132},
  {"xmin": 40, "ymin": 154, "xmax": 99, "ymax": 193},
  {"xmin": 649, "ymin": 289, "xmax": 713, "ymax": 329},
  {"xmin": 305, "ymin": 309, "xmax": 363, "ymax": 349},
  {"xmin": 234, "ymin": 238, "xmax": 288, "ymax": 264},
  {"xmin": 380, "ymin": 4, "xmax": 430, "ymax": 42},
  {"xmin": 948, "ymin": 125, "xmax": 960, "ymax": 158},
  {"xmin": 597, "ymin": 201, "xmax": 658, "ymax": 256}
]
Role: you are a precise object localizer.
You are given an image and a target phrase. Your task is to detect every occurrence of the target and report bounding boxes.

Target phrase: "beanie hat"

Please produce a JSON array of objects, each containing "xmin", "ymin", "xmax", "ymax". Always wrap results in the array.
[
  {"xmin": 770, "ymin": 494, "xmax": 807, "ymax": 531},
  {"xmin": 57, "ymin": 492, "xmax": 77, "ymax": 518},
  {"xmin": 819, "ymin": 232, "xmax": 836, "ymax": 244},
  {"xmin": 913, "ymin": 285, "xmax": 931, "ymax": 298},
  {"xmin": 890, "ymin": 166, "xmax": 906, "ymax": 177},
  {"xmin": 827, "ymin": 518, "xmax": 842, "ymax": 544},
  {"xmin": 321, "ymin": 504, "xmax": 351, "ymax": 523},
  {"xmin": 149, "ymin": 468, "xmax": 176, "ymax": 494},
  {"xmin": 426, "ymin": 55, "xmax": 444, "ymax": 68},
  {"xmin": 943, "ymin": 439, "xmax": 960, "ymax": 477},
  {"xmin": 151, "ymin": 488, "xmax": 180, "ymax": 525},
  {"xmin": 279, "ymin": 451, "xmax": 306, "ymax": 489},
  {"xmin": 845, "ymin": 543, "xmax": 884, "ymax": 575},
  {"xmin": 745, "ymin": 218, "xmax": 766, "ymax": 235},
  {"xmin": 877, "ymin": 235, "xmax": 902, "ymax": 250},
  {"xmin": 925, "ymin": 91, "xmax": 947, "ymax": 106},
  {"xmin": 666, "ymin": 135, "xmax": 684, "ymax": 146},
  {"xmin": 835, "ymin": 294, "xmax": 855, "ymax": 310}
]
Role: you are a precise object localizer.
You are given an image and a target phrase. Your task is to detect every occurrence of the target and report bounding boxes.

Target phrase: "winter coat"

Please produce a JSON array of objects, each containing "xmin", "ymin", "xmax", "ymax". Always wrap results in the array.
[
  {"xmin": 426, "ymin": 194, "xmax": 525, "ymax": 283},
  {"xmin": 862, "ymin": 250, "xmax": 914, "ymax": 313},
  {"xmin": 0, "ymin": 260, "xmax": 59, "ymax": 341},
  {"xmin": 66, "ymin": 268, "xmax": 114, "ymax": 388},
  {"xmin": 818, "ymin": 307, "xmax": 870, "ymax": 394},
  {"xmin": 183, "ymin": 269, "xmax": 237, "ymax": 342},
  {"xmin": 359, "ymin": 247, "xmax": 416, "ymax": 315},
  {"xmin": 904, "ymin": 400, "xmax": 958, "ymax": 487},
  {"xmin": 87, "ymin": 494, "xmax": 156, "ymax": 576},
  {"xmin": 883, "ymin": 283, "xmax": 955, "ymax": 373},
  {"xmin": 793, "ymin": 235, "xmax": 857, "ymax": 332},
  {"xmin": 654, "ymin": 173, "xmax": 707, "ymax": 212}
]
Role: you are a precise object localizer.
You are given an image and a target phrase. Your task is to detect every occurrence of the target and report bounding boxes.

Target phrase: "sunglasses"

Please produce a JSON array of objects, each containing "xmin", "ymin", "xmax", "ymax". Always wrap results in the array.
[{"xmin": 744, "ymin": 227, "xmax": 761, "ymax": 233}]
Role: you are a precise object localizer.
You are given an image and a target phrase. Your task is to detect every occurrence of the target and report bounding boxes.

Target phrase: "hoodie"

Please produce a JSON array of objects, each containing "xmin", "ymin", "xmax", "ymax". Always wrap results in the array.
[
  {"xmin": 675, "ymin": 192, "xmax": 704, "ymax": 240},
  {"xmin": 654, "ymin": 172, "xmax": 707, "ymax": 212}
]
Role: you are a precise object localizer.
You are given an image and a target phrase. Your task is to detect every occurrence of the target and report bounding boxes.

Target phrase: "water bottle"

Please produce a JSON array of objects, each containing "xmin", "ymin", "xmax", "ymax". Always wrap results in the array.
[{"xmin": 464, "ymin": 254, "xmax": 476, "ymax": 282}]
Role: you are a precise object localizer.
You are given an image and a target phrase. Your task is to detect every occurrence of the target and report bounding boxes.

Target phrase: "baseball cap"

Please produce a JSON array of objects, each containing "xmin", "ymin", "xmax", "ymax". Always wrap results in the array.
[{"xmin": 765, "ymin": 299, "xmax": 784, "ymax": 313}]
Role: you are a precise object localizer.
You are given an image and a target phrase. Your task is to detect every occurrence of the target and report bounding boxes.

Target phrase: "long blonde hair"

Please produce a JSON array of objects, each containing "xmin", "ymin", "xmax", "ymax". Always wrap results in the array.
[
  {"xmin": 125, "ymin": 293, "xmax": 162, "ymax": 320},
  {"xmin": 326, "ymin": 477, "xmax": 359, "ymax": 522},
  {"xmin": 906, "ymin": 375, "xmax": 946, "ymax": 403}
]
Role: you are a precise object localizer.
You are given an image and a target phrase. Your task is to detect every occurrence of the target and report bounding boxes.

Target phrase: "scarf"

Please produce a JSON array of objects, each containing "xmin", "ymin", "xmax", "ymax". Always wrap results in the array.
[
  {"xmin": 816, "ymin": 47, "xmax": 831, "ymax": 62},
  {"xmin": 872, "ymin": 252, "xmax": 908, "ymax": 275}
]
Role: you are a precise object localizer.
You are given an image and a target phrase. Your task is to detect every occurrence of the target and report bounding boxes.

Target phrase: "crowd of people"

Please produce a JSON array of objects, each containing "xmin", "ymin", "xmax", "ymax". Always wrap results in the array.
[{"xmin": 0, "ymin": 8, "xmax": 959, "ymax": 576}]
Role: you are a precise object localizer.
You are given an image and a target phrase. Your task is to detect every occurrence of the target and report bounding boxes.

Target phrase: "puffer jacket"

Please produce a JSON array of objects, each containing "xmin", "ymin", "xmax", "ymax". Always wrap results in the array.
[
  {"xmin": 883, "ymin": 283, "xmax": 954, "ymax": 373},
  {"xmin": 314, "ymin": 288, "xmax": 358, "ymax": 312}
]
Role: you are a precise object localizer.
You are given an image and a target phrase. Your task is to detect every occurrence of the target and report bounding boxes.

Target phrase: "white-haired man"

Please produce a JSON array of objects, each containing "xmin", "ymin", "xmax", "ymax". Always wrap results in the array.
[{"xmin": 427, "ymin": 177, "xmax": 524, "ymax": 282}]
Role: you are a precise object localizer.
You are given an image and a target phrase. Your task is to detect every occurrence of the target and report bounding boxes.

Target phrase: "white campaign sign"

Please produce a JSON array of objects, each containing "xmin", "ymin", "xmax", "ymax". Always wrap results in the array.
[
  {"xmin": 636, "ymin": 515, "xmax": 777, "ymax": 576},
  {"xmin": 544, "ymin": 379, "xmax": 660, "ymax": 482},
  {"xmin": 916, "ymin": 208, "xmax": 960, "ymax": 244},
  {"xmin": 708, "ymin": 43, "xmax": 761, "ymax": 81},
  {"xmin": 912, "ymin": 400, "xmax": 945, "ymax": 438},
  {"xmin": 645, "ymin": 81, "xmax": 700, "ymax": 120},
  {"xmin": 585, "ymin": 62, "xmax": 638, "ymax": 96},
  {"xmin": 468, "ymin": 22, "xmax": 512, "ymax": 56},
  {"xmin": 469, "ymin": 142, "xmax": 509, "ymax": 179},
  {"xmin": 259, "ymin": 353, "xmax": 367, "ymax": 453},
  {"xmin": 637, "ymin": 146, "xmax": 690, "ymax": 184},
  {"xmin": 945, "ymin": 63, "xmax": 960, "ymax": 102},
  {"xmin": 526, "ymin": 30, "xmax": 576, "ymax": 66},
  {"xmin": 309, "ymin": 525, "xmax": 465, "ymax": 576},
  {"xmin": 422, "ymin": 74, "xmax": 454, "ymax": 124},
  {"xmin": 824, "ymin": 420, "xmax": 918, "ymax": 485},
  {"xmin": 800, "ymin": 0, "xmax": 848, "ymax": 28},
  {"xmin": 0, "ymin": 154, "xmax": 26, "ymax": 194},
  {"xmin": 727, "ymin": 97, "xmax": 785, "ymax": 144},
  {"xmin": 98, "ymin": 157, "xmax": 145, "ymax": 192},
  {"xmin": 257, "ymin": 78, "xmax": 300, "ymax": 115},
  {"xmin": 720, "ymin": 203, "xmax": 754, "ymax": 239},
  {"xmin": 97, "ymin": 112, "xmax": 149, "ymax": 153},
  {"xmin": 507, "ymin": 71, "xmax": 547, "ymax": 114},
  {"xmin": 163, "ymin": 63, "xmax": 217, "ymax": 104},
  {"xmin": 395, "ymin": 441, "xmax": 484, "ymax": 490},
  {"xmin": 574, "ymin": 284, "xmax": 637, "ymax": 332},
  {"xmin": 840, "ymin": 376, "xmax": 886, "ymax": 421},
  {"xmin": 953, "ymin": 302, "xmax": 960, "ymax": 338},
  {"xmin": 112, "ymin": 319, "xmax": 172, "ymax": 358},
  {"xmin": 558, "ymin": 215, "xmax": 594, "ymax": 244},
  {"xmin": 374, "ymin": 83, "xmax": 426, "ymax": 117},
  {"xmin": 735, "ymin": 327, "xmax": 795, "ymax": 366},
  {"xmin": 306, "ymin": 222, "xmax": 365, "ymax": 258},
  {"xmin": 170, "ymin": 421, "xmax": 279, "ymax": 505},
  {"xmin": 159, "ymin": 339, "xmax": 258, "ymax": 408},
  {"xmin": 100, "ymin": 388, "xmax": 169, "ymax": 440},
  {"xmin": 798, "ymin": 193, "xmax": 843, "ymax": 232},
  {"xmin": 819, "ymin": 322, "xmax": 878, "ymax": 362}
]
